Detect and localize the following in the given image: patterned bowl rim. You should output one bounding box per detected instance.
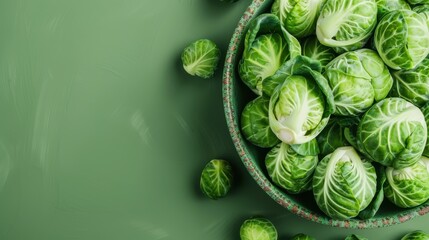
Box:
[221,0,429,229]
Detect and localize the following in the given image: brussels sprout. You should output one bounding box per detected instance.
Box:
[316,118,350,158]
[316,0,377,53]
[265,141,319,194]
[181,39,220,79]
[271,0,326,38]
[240,33,289,95]
[358,164,386,219]
[239,14,301,95]
[384,160,429,208]
[324,49,393,116]
[241,97,280,148]
[357,98,427,169]
[390,58,429,107]
[422,102,429,157]
[240,217,278,240]
[402,230,429,240]
[313,146,377,220]
[200,159,233,199]
[375,0,411,19]
[374,10,429,70]
[302,36,336,69]
[262,55,322,97]
[290,233,316,240]
[345,234,368,240]
[268,66,335,144]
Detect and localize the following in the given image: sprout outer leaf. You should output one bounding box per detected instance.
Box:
[181,39,220,78]
[240,217,278,240]
[200,159,233,199]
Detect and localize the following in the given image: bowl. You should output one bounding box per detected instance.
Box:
[222,0,429,228]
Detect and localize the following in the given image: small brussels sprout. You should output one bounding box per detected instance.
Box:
[239,14,301,95]
[200,159,233,199]
[422,102,429,157]
[268,66,335,144]
[390,58,429,107]
[384,160,429,208]
[402,230,429,240]
[374,10,429,70]
[357,98,427,169]
[302,36,336,69]
[375,0,411,19]
[241,97,280,148]
[240,217,278,240]
[290,233,316,240]
[265,141,319,194]
[181,39,220,79]
[316,0,377,53]
[313,146,377,220]
[271,0,326,38]
[324,49,393,116]
[345,234,368,240]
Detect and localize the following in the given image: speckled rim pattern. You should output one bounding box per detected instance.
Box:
[222,0,429,229]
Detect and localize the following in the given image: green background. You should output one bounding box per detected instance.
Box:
[0,0,427,239]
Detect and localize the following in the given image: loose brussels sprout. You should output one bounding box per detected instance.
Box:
[290,233,316,240]
[268,66,335,144]
[422,102,429,157]
[324,49,393,116]
[390,58,429,107]
[384,160,429,208]
[374,10,429,70]
[181,39,220,79]
[241,97,280,148]
[271,0,326,38]
[357,98,427,169]
[265,141,319,194]
[240,217,278,240]
[375,0,411,19]
[313,146,377,220]
[316,0,377,53]
[302,37,336,69]
[200,159,233,199]
[345,234,368,240]
[402,230,429,240]
[239,14,301,95]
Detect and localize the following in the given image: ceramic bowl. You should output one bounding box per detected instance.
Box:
[222,0,429,228]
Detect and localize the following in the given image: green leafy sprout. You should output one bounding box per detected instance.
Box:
[200,159,233,200]
[181,39,220,79]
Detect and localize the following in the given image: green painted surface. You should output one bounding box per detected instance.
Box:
[0,0,427,239]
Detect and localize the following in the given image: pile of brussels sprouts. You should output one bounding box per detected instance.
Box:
[239,0,429,220]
